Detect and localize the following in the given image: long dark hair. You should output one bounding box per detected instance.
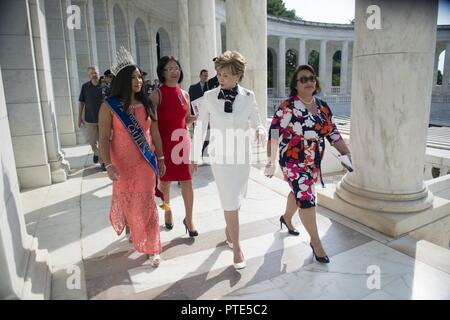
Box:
[156,56,184,84]
[289,64,321,97]
[110,65,156,120]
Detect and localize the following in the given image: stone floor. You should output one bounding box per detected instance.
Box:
[21,144,450,300]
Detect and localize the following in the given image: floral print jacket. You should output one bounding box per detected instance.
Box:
[268,96,343,186]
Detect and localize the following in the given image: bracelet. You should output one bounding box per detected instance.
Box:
[105,163,113,169]
[157,156,165,160]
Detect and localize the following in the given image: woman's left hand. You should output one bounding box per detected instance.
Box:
[186,115,198,124]
[158,160,166,177]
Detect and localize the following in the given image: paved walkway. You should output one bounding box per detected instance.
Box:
[21,144,450,300]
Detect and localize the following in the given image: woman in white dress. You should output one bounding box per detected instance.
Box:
[190,51,265,270]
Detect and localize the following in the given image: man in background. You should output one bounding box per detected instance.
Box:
[189,69,210,157]
[78,66,105,170]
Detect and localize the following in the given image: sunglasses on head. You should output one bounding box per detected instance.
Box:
[297,75,316,84]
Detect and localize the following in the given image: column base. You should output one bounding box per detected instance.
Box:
[336,178,434,213]
[17,165,52,188]
[49,154,70,183]
[50,168,67,184]
[59,133,77,146]
[317,181,450,238]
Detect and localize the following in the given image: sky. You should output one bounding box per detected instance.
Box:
[283,0,450,71]
[283,0,450,25]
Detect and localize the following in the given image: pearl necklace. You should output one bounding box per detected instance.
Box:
[299,96,314,105]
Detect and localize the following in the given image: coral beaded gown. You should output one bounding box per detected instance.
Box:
[109,103,161,255]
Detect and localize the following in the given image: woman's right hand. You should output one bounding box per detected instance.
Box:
[264,161,276,178]
[106,164,120,181]
[189,163,198,175]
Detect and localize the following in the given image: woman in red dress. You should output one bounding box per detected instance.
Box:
[149,56,198,236]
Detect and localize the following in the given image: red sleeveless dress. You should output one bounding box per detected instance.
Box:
[157,84,192,181]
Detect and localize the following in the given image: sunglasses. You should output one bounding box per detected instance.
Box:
[297,75,317,84]
[163,67,180,72]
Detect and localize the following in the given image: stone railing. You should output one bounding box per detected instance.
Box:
[431,94,450,103]
[268,92,450,104]
[330,86,340,95]
[267,97,286,114]
[424,148,450,180]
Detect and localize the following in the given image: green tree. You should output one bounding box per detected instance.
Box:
[268,49,274,88]
[267,0,300,20]
[437,70,443,85]
[286,49,297,86]
[308,50,319,76]
[332,51,341,86]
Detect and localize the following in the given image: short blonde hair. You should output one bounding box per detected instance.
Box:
[214,51,246,81]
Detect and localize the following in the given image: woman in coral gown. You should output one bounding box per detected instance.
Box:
[99,61,166,267]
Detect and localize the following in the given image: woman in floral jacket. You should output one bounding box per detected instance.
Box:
[265,64,351,263]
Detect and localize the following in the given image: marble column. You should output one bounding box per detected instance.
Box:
[340,40,349,94]
[0,0,55,188]
[29,0,68,183]
[148,16,159,81]
[126,2,137,62]
[298,38,306,66]
[63,0,84,144]
[188,0,216,86]
[86,0,98,68]
[178,0,191,90]
[326,44,334,94]
[225,0,267,121]
[348,41,353,95]
[45,0,77,146]
[332,0,438,217]
[0,63,50,299]
[442,43,450,93]
[216,19,223,55]
[106,0,117,64]
[72,0,93,89]
[277,36,286,97]
[319,39,327,94]
[92,0,112,73]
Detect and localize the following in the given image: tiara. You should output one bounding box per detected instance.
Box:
[111,46,135,76]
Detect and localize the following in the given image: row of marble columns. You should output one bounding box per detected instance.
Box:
[0,0,266,299]
[276,37,351,97]
[275,35,450,98]
[0,0,267,190]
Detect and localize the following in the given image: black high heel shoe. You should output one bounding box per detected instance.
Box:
[183,218,198,237]
[279,215,300,236]
[165,222,174,230]
[310,243,330,263]
[164,211,174,230]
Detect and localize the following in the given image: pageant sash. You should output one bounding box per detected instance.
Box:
[106,97,159,176]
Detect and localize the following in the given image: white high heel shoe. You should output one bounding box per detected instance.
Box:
[233,260,246,270]
[233,252,246,270]
[148,254,161,268]
[226,240,233,249]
